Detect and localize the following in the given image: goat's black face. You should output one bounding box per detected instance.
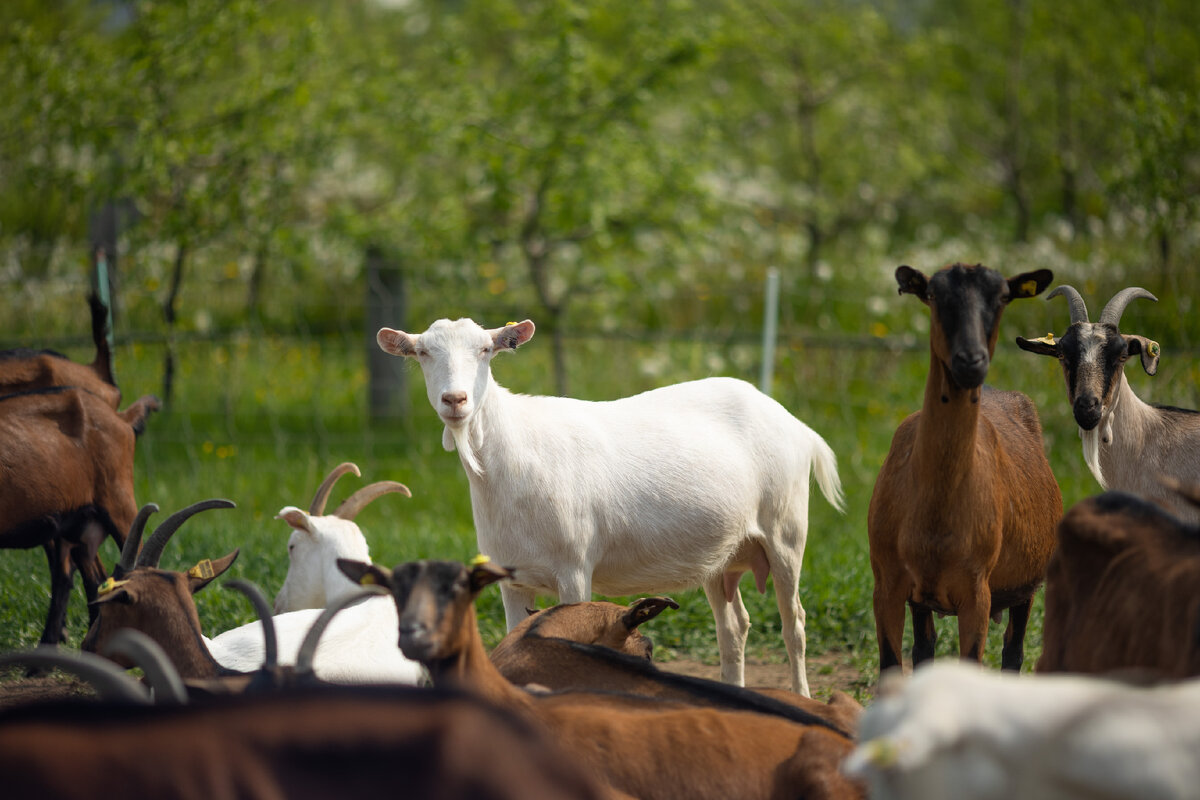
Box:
[927,265,1009,389]
[392,561,471,662]
[1055,323,1126,431]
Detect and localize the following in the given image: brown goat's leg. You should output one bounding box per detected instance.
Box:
[39,539,75,647]
[910,603,937,666]
[873,580,908,673]
[1000,597,1033,670]
[956,588,991,663]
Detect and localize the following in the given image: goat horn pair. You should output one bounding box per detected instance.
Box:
[309,462,361,515]
[0,646,152,705]
[294,587,389,675]
[134,499,237,571]
[115,503,160,578]
[333,481,412,521]
[1049,285,1158,328]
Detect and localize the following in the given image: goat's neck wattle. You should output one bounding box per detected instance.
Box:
[427,605,534,713]
[1084,373,1151,489]
[913,354,984,485]
[451,380,518,478]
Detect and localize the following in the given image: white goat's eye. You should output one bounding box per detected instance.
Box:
[480,346,492,356]
[416,349,429,358]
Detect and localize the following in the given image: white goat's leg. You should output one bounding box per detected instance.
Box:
[702,574,750,687]
[499,583,539,631]
[767,551,810,697]
[554,568,592,605]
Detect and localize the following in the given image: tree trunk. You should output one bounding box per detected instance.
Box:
[365,244,409,421]
[161,238,187,407]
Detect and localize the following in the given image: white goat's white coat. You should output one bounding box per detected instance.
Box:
[377,317,845,696]
[845,662,1200,800]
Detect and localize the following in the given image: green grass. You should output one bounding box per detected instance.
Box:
[0,290,1190,702]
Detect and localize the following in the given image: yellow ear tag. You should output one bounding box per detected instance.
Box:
[469,554,492,566]
[1031,332,1056,345]
[505,321,518,327]
[187,560,215,580]
[1149,341,1161,357]
[1021,280,1038,296]
[359,573,377,586]
[97,577,130,596]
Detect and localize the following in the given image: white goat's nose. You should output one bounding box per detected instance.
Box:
[442,391,467,409]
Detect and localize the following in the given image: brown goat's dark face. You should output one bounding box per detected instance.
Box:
[898,263,1051,390]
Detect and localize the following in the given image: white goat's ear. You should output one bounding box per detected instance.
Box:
[276,507,312,533]
[377,328,418,356]
[490,320,535,352]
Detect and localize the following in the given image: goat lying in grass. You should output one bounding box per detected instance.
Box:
[491,599,862,736]
[844,661,1200,800]
[1037,476,1200,678]
[0,649,615,800]
[1017,285,1200,522]
[81,499,423,686]
[868,264,1062,674]
[340,557,865,800]
[378,317,845,695]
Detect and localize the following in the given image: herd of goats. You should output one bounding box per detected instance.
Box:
[1,262,1198,799]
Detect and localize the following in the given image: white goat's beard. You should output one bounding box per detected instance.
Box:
[444,423,484,476]
[1080,426,1107,489]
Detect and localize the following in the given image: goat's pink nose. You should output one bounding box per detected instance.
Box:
[441,391,468,409]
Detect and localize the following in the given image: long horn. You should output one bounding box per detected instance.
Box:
[114,503,159,579]
[136,499,236,569]
[333,481,412,521]
[310,462,361,515]
[0,647,151,704]
[294,587,389,676]
[224,579,278,671]
[1098,287,1158,328]
[102,629,188,705]
[1047,285,1090,324]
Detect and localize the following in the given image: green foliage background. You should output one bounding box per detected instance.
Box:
[1,0,1198,699]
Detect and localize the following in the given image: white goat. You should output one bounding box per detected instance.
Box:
[377,317,845,696]
[1017,285,1200,522]
[844,661,1200,800]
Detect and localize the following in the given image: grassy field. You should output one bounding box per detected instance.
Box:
[1,273,1193,701]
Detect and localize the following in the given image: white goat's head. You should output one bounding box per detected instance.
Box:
[376,318,535,473]
[274,462,411,613]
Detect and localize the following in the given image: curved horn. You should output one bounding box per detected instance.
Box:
[136,499,236,569]
[115,503,159,578]
[294,587,388,676]
[333,481,412,521]
[1046,285,1090,324]
[1098,287,1158,328]
[224,579,278,671]
[0,647,151,704]
[102,629,188,705]
[310,462,361,515]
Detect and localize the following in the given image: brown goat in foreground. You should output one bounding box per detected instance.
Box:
[868,263,1062,676]
[339,557,865,800]
[1037,477,1200,678]
[491,599,862,737]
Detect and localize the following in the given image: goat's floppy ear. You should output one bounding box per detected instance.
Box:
[1007,269,1054,300]
[1125,335,1161,376]
[377,328,418,357]
[338,558,392,589]
[91,580,134,607]
[490,320,535,352]
[895,266,928,300]
[187,550,239,594]
[1015,333,1061,358]
[623,596,680,631]
[468,560,515,595]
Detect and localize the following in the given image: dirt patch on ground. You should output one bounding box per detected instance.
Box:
[659,650,874,702]
[0,672,96,709]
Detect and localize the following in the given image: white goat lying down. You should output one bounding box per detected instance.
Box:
[845,661,1200,800]
[377,317,845,696]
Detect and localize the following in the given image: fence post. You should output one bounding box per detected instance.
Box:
[759,267,780,396]
[365,245,409,421]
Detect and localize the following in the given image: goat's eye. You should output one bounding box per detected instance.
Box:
[415,349,429,358]
[480,346,492,357]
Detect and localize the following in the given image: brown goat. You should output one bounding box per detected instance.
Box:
[1037,477,1200,678]
[0,682,619,800]
[0,386,159,647]
[868,263,1062,675]
[491,599,862,736]
[339,558,865,800]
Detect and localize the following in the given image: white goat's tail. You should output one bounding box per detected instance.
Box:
[810,432,846,513]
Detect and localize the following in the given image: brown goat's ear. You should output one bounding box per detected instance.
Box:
[895,266,928,300]
[1015,334,1061,358]
[468,561,515,595]
[1007,270,1054,300]
[90,585,134,607]
[377,328,417,357]
[623,596,680,631]
[187,550,239,594]
[1126,335,1160,376]
[338,559,393,590]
